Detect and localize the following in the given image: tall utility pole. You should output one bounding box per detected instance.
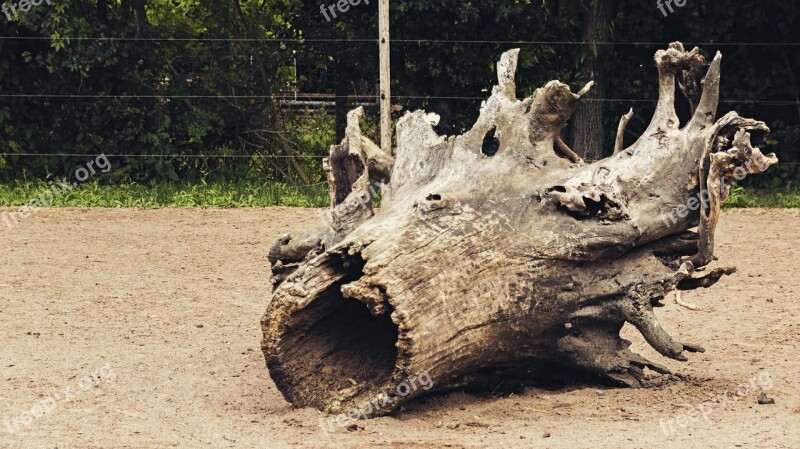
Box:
[379,0,392,155]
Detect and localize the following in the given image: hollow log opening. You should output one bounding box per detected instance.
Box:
[262,42,779,418]
[264,254,400,411]
[278,296,399,403]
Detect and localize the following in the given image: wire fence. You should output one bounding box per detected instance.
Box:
[2,94,797,105]
[2,36,800,45]
[2,35,798,183]
[3,154,799,167]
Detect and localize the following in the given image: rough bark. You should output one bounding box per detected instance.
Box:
[334,59,349,142]
[122,0,151,37]
[569,0,616,160]
[262,43,778,417]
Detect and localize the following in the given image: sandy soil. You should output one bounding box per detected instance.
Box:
[1,207,798,449]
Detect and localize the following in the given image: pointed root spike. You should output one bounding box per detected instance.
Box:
[575,80,594,99]
[497,48,520,98]
[690,53,723,127]
[613,108,634,155]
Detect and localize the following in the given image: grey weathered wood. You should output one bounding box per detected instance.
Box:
[262,43,778,417]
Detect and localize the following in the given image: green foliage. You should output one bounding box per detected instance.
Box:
[723,186,800,208]
[0,178,329,207]
[1,180,795,209]
[0,0,797,193]
[0,0,298,182]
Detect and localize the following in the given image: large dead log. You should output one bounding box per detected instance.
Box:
[262,43,778,417]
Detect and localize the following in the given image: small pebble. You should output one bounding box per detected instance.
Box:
[757,392,775,405]
[345,423,363,432]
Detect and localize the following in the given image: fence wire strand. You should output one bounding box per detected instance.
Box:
[1,35,797,179]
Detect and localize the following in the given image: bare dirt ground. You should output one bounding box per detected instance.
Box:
[1,208,799,449]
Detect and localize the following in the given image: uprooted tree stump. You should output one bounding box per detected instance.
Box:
[261,43,778,417]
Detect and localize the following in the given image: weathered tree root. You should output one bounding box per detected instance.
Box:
[262,42,778,417]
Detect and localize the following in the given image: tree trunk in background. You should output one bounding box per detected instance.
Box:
[122,0,151,37]
[335,59,349,141]
[569,0,615,161]
[432,78,456,134]
[97,0,111,21]
[558,0,579,19]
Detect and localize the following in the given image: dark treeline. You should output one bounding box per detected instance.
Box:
[0,0,798,188]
